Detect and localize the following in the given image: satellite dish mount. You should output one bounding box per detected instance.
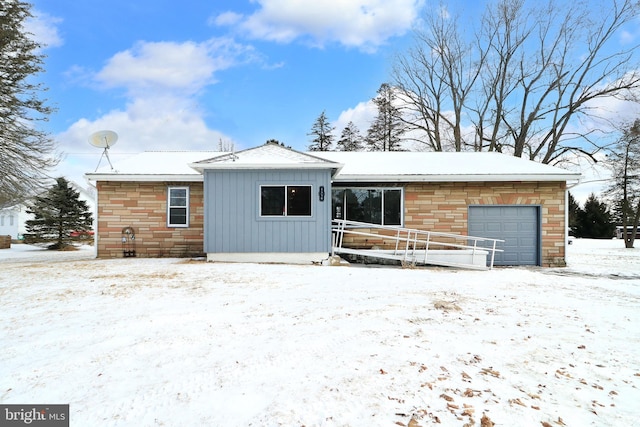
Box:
[89,130,118,172]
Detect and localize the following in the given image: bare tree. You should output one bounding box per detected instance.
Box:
[393,0,640,163]
[472,0,533,153]
[0,0,58,206]
[608,119,640,248]
[394,8,483,152]
[217,138,235,152]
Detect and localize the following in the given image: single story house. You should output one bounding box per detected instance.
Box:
[85,142,581,267]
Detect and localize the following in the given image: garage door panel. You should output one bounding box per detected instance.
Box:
[486,223,502,232]
[502,252,520,262]
[502,236,519,247]
[468,206,540,266]
[469,223,485,233]
[519,224,536,233]
[503,223,519,232]
[519,237,536,246]
[477,207,502,217]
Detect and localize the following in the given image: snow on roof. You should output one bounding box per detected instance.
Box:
[84,149,581,183]
[85,151,224,181]
[190,143,341,172]
[317,151,581,182]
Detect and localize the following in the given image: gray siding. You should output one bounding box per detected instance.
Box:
[203,169,332,253]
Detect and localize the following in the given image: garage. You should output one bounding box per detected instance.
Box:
[468,205,541,266]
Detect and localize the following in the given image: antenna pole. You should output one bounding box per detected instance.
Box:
[89,130,118,171]
[94,146,114,172]
[103,146,114,170]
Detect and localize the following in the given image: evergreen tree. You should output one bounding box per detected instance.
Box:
[568,192,580,236]
[307,111,335,151]
[336,121,364,151]
[265,139,290,148]
[25,178,93,249]
[575,193,615,239]
[366,83,406,151]
[0,1,58,206]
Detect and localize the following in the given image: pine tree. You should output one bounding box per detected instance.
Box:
[0,1,58,206]
[568,192,580,236]
[575,193,615,239]
[25,178,93,249]
[307,111,335,151]
[366,83,406,151]
[265,139,290,149]
[336,121,364,151]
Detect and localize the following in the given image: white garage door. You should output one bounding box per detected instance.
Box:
[468,206,540,266]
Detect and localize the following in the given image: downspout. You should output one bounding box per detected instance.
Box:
[93,184,98,258]
[85,178,98,258]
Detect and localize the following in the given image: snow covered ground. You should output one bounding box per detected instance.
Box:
[1,239,638,426]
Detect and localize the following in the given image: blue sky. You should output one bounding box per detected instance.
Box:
[24,0,640,201]
[27,0,426,183]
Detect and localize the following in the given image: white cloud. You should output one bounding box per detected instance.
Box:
[334,100,376,135]
[96,41,215,95]
[620,16,640,44]
[94,38,255,97]
[53,97,235,186]
[213,11,244,26]
[53,38,256,184]
[25,9,63,48]
[215,0,424,50]
[59,98,230,153]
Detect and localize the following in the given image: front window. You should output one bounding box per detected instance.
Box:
[260,185,312,217]
[167,186,189,227]
[332,187,402,226]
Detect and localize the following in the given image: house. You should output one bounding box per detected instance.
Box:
[0,203,26,240]
[85,143,581,267]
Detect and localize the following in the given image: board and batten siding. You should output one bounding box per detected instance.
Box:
[203,169,332,254]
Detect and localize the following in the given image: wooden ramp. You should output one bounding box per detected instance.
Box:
[331,220,503,270]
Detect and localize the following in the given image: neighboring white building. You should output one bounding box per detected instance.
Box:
[0,204,28,240]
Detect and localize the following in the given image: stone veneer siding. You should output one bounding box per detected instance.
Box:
[339,181,567,267]
[96,180,567,266]
[96,181,204,258]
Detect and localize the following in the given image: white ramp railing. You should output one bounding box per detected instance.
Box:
[331,219,504,270]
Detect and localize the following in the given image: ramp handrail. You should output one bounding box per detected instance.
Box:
[331,219,504,269]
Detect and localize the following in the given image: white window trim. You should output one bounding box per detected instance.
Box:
[333,186,404,227]
[259,184,313,218]
[167,186,190,228]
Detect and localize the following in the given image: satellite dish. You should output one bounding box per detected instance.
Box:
[89,130,118,171]
[89,130,118,149]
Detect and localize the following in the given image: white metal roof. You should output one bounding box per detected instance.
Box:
[189,143,342,173]
[85,151,222,182]
[317,151,581,182]
[84,148,581,183]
